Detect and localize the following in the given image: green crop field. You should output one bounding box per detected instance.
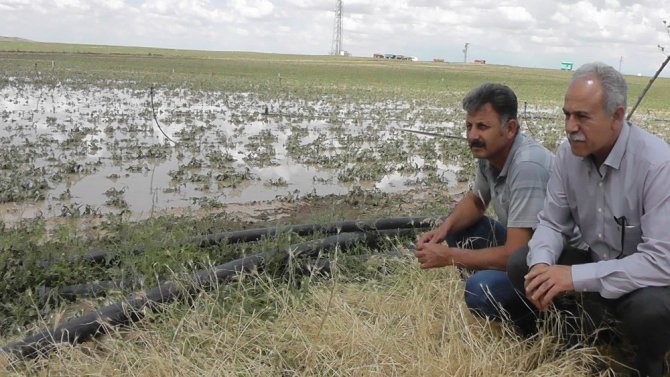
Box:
[2,40,668,111]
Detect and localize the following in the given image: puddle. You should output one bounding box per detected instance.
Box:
[0,82,467,225]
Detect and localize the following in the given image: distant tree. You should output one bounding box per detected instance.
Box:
[657,19,669,55]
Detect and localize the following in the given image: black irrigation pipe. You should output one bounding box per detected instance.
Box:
[397,128,466,140]
[37,216,441,304]
[190,216,443,247]
[62,216,443,267]
[149,86,178,144]
[37,277,146,303]
[2,228,419,359]
[36,246,415,304]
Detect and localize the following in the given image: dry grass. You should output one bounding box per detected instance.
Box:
[0,254,618,376]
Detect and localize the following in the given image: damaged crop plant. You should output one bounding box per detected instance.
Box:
[0,41,669,375]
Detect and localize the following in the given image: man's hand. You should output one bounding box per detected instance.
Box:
[416,227,448,249]
[415,243,458,269]
[524,264,574,311]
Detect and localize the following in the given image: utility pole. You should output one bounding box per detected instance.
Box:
[619,56,623,72]
[463,43,469,63]
[330,0,343,55]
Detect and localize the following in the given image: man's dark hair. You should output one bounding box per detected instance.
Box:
[462,83,518,128]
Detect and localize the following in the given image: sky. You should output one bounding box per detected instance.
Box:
[1,0,669,77]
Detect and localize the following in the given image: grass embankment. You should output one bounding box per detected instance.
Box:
[0,186,621,375]
[1,254,610,376]
[0,41,668,375]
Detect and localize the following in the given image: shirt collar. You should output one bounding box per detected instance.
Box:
[498,132,523,178]
[602,121,630,170]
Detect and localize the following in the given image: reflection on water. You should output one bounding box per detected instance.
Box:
[0,83,462,223]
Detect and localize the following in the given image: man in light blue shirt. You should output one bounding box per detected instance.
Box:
[508,62,670,377]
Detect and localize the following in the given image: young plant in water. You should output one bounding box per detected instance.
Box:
[104,186,129,209]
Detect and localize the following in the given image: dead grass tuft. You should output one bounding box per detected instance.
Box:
[2,258,615,376]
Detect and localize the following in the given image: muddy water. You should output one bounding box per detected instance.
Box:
[0,83,462,224]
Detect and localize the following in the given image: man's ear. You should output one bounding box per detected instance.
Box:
[613,106,625,122]
[506,118,519,139]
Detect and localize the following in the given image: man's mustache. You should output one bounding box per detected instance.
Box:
[568,132,586,142]
[469,139,486,148]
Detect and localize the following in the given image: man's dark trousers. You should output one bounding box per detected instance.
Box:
[507,245,670,377]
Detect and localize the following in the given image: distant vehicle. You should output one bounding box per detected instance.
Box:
[375,53,417,61]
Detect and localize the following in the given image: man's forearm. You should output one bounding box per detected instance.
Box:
[450,226,533,270]
[439,192,486,236]
[449,244,509,270]
[527,224,565,266]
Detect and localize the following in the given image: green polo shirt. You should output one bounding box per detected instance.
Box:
[471,132,554,229]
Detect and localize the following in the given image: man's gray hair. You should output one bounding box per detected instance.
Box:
[570,62,627,116]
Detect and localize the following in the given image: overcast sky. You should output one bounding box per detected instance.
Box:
[1,0,669,77]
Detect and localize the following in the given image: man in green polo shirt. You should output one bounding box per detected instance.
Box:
[415,83,554,335]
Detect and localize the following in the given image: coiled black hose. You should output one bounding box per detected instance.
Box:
[2,226,422,359]
[70,216,442,266]
[37,216,441,299]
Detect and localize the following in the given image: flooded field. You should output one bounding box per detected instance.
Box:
[1,48,668,227]
[0,81,472,224]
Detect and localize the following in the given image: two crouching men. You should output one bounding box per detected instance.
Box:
[417,64,670,377]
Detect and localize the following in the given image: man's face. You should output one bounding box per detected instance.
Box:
[465,103,513,161]
[563,76,623,163]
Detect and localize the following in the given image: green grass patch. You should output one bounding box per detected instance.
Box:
[1,40,668,113]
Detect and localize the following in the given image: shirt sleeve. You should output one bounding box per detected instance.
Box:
[470,160,491,207]
[506,160,552,229]
[527,143,573,267]
[572,160,670,298]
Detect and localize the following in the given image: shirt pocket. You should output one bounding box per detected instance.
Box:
[605,221,641,257]
[621,224,642,256]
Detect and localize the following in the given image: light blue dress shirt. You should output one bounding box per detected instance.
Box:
[528,122,670,299]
